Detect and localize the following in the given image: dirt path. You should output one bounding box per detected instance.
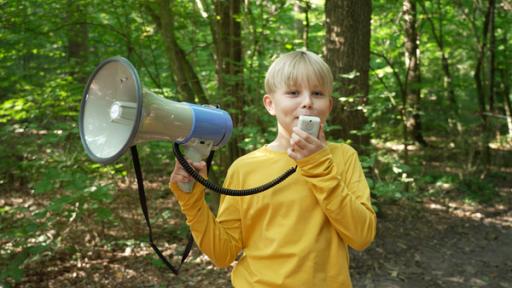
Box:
[14,195,511,288]
[350,199,512,288]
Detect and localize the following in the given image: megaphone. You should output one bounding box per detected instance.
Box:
[79,56,232,191]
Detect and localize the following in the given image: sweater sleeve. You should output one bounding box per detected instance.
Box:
[169,168,242,267]
[296,146,376,251]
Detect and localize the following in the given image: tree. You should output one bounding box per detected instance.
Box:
[66,0,89,83]
[294,0,311,49]
[474,0,496,166]
[403,0,428,147]
[500,25,512,138]
[211,0,244,166]
[146,0,208,104]
[191,0,245,210]
[418,0,457,114]
[324,0,372,152]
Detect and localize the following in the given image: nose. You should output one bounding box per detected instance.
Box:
[301,93,313,109]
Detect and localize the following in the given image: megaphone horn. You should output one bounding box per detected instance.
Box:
[79,56,233,165]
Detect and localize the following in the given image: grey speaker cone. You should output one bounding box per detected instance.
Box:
[79,57,143,164]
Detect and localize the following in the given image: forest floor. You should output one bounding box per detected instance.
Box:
[4,147,512,288]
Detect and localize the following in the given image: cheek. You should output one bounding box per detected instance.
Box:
[317,103,332,122]
[276,103,297,116]
[321,100,333,113]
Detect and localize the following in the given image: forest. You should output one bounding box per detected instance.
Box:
[1,0,511,287]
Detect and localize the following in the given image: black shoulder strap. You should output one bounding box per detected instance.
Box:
[130,146,194,275]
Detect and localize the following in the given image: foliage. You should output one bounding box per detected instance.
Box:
[0,0,511,286]
[0,122,118,285]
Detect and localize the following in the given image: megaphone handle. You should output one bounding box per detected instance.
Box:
[177,140,212,192]
[178,180,194,193]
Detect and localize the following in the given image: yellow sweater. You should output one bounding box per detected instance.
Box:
[171,143,376,287]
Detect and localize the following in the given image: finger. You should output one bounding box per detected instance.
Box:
[175,170,192,179]
[293,127,315,144]
[319,123,326,143]
[170,162,183,182]
[290,132,307,150]
[170,173,191,185]
[175,159,200,174]
[287,147,299,161]
[172,167,189,179]
[173,160,184,171]
[171,160,192,177]
[191,161,208,177]
[191,161,206,170]
[173,160,196,175]
[177,175,192,183]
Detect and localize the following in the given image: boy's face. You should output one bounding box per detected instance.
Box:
[263,84,333,136]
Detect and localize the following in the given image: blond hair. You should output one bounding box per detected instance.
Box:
[264,50,333,95]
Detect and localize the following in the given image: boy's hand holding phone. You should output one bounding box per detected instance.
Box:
[288,116,326,161]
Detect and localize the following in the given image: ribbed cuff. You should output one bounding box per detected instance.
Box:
[295,146,332,176]
[170,181,206,215]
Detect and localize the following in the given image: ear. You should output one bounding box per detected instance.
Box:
[328,96,334,113]
[263,94,276,116]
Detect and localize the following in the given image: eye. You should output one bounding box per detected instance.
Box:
[286,90,299,96]
[313,91,325,97]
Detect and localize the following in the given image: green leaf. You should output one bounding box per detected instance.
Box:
[34,168,61,194]
[32,209,48,219]
[25,222,39,234]
[90,185,113,203]
[27,244,48,255]
[48,195,74,212]
[34,178,53,194]
[63,172,89,192]
[1,251,29,283]
[149,256,165,268]
[94,207,113,221]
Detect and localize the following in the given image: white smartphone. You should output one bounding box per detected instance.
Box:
[297,115,321,138]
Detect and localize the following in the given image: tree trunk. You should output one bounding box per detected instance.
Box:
[66,0,88,82]
[503,69,512,139]
[294,2,304,45]
[403,0,428,147]
[212,0,244,167]
[155,0,208,104]
[500,28,512,139]
[419,0,457,114]
[303,1,310,49]
[488,0,496,113]
[203,0,244,211]
[324,0,371,152]
[474,0,495,166]
[294,1,310,49]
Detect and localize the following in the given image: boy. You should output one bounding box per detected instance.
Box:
[170,50,376,287]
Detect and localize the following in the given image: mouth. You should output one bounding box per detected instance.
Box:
[295,114,317,119]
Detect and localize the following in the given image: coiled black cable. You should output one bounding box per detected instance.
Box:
[173,143,297,196]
